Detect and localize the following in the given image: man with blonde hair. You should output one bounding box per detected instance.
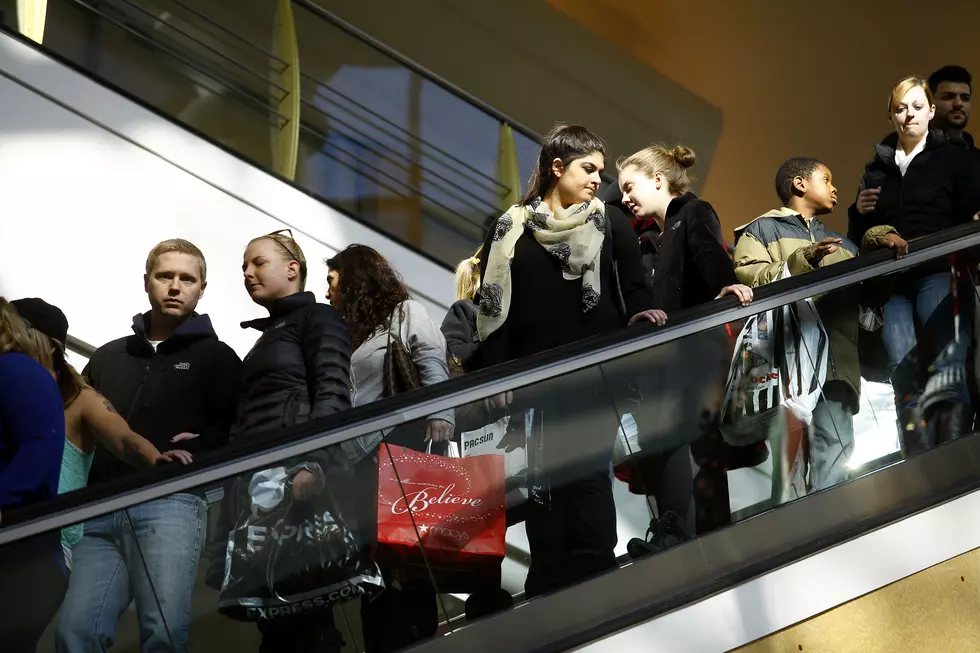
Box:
[56,238,242,653]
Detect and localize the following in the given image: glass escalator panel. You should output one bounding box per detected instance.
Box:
[3,226,980,651]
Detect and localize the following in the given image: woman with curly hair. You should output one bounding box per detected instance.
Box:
[325,244,453,653]
[326,244,454,449]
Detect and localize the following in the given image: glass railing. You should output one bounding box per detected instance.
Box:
[5,223,980,652]
[0,0,543,268]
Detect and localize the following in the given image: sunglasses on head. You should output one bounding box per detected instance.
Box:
[266,228,302,263]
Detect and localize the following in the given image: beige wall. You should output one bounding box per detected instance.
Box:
[546,0,980,238]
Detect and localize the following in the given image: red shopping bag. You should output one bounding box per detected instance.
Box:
[377,443,506,592]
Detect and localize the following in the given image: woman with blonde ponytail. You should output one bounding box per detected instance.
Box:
[443,246,484,375]
[618,144,752,311]
[0,298,70,652]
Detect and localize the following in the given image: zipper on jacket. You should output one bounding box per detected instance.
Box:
[124,349,155,424]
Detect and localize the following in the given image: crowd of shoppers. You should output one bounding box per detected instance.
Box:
[1,64,979,653]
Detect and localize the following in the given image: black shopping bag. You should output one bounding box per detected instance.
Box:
[218,464,384,621]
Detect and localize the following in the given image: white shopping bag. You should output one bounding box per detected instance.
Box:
[460,414,527,509]
[720,265,829,446]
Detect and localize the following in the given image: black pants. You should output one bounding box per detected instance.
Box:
[623,444,695,536]
[0,536,68,653]
[524,469,618,598]
[258,609,344,653]
[348,452,439,653]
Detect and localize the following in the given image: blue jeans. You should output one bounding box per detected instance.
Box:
[809,399,854,491]
[881,271,972,413]
[55,493,207,653]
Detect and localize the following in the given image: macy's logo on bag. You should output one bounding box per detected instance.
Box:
[418,524,470,540]
[391,483,483,515]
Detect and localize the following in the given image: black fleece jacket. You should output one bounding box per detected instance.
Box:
[84,312,242,487]
[441,299,481,371]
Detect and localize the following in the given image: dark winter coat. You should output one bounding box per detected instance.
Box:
[439,298,510,432]
[238,292,355,470]
[441,298,481,372]
[652,192,738,312]
[847,130,980,248]
[84,312,242,487]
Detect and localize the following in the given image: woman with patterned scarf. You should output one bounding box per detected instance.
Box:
[477,123,664,598]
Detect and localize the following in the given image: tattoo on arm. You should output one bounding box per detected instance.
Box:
[122,439,153,469]
[95,393,153,468]
[102,397,118,415]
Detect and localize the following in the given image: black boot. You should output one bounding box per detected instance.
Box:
[626,511,687,560]
[925,403,975,446]
[898,407,925,456]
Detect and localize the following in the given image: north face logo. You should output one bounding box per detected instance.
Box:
[174,362,191,370]
[274,321,287,329]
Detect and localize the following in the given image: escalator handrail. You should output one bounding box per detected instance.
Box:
[405,424,980,653]
[1,222,979,545]
[66,335,97,359]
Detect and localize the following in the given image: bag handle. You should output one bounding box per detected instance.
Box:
[425,439,460,458]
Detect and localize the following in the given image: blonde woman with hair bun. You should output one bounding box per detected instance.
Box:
[617,144,755,541]
[617,144,752,311]
[442,246,484,370]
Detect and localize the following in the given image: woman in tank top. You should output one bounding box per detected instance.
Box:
[10,299,193,566]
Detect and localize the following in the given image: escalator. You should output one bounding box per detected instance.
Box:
[5,222,980,652]
[0,0,545,269]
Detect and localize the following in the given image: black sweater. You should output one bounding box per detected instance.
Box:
[478,202,653,367]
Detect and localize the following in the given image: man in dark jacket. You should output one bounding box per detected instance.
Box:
[929,65,973,146]
[56,239,242,653]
